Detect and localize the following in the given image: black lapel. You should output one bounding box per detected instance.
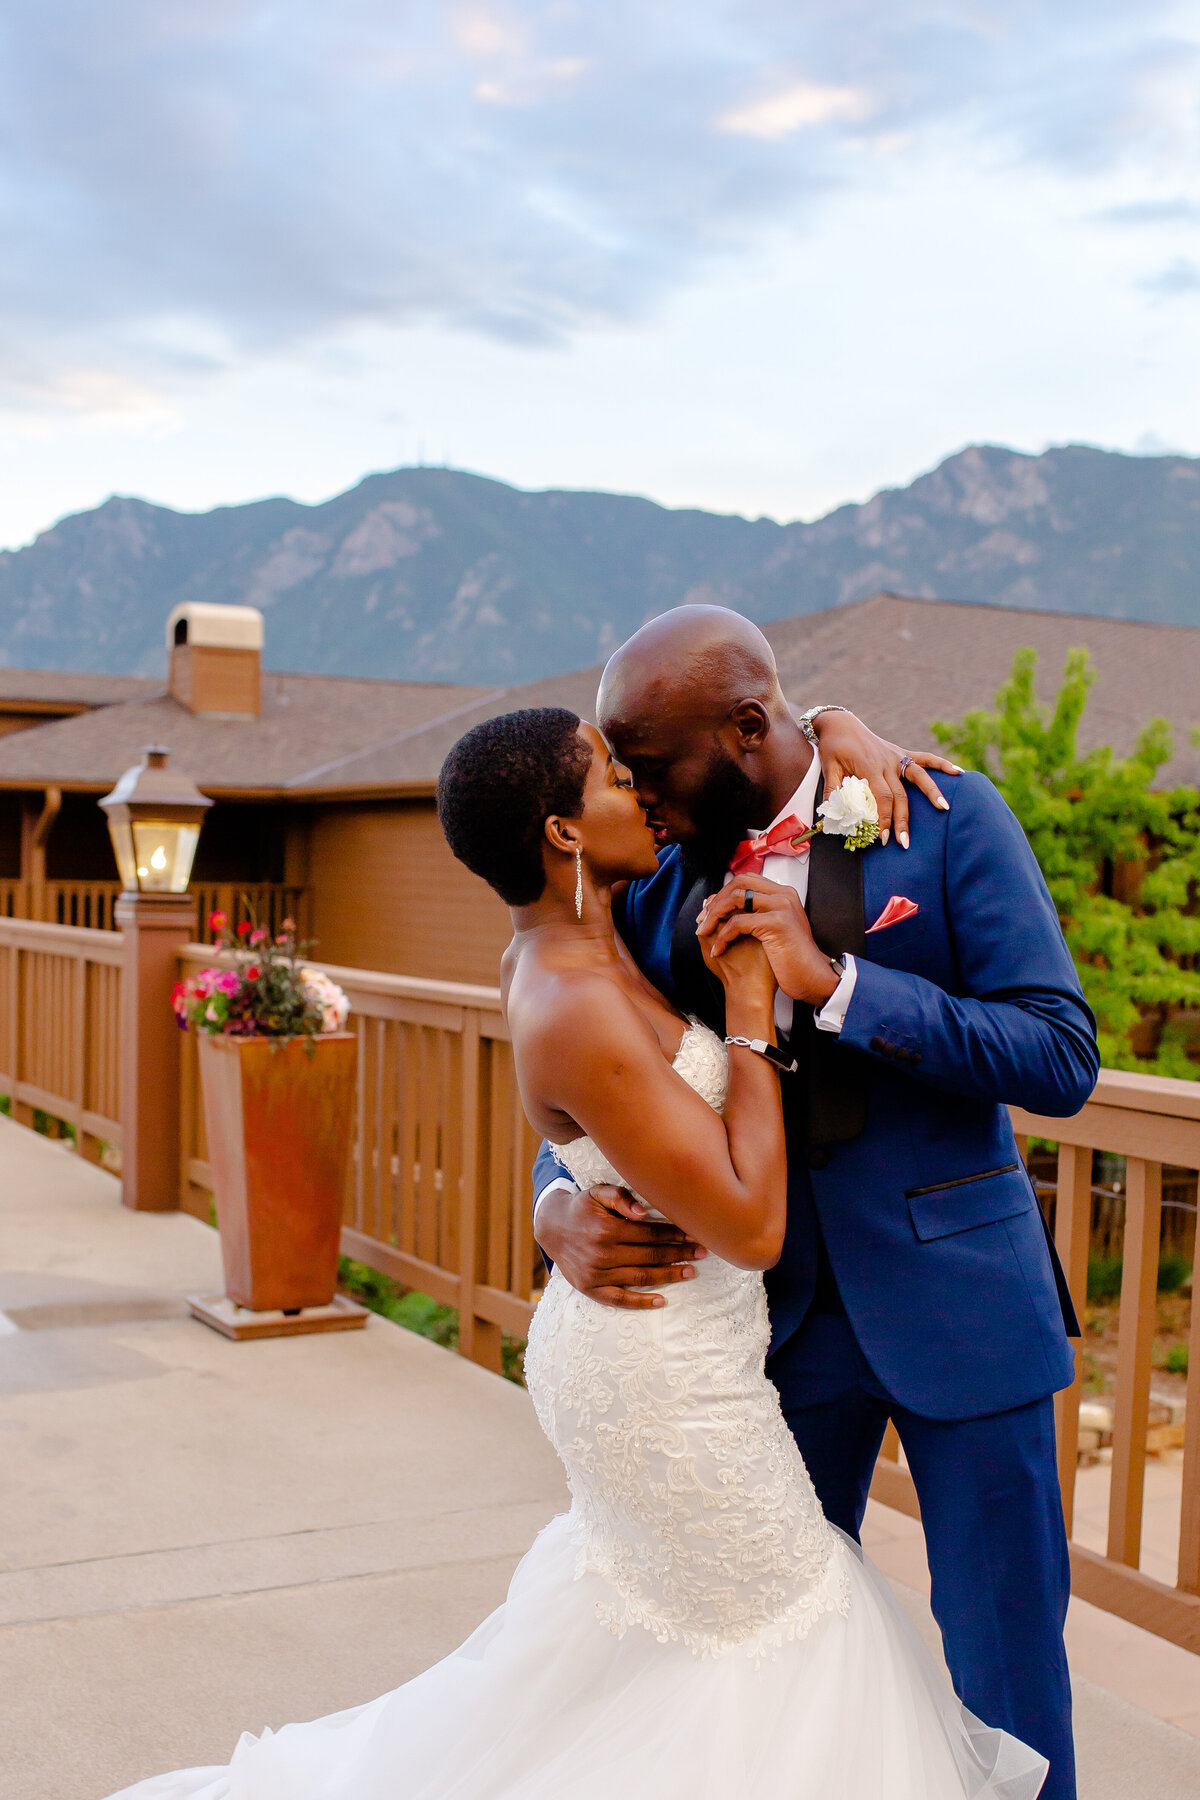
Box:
[669,872,727,1035]
[802,777,870,1149]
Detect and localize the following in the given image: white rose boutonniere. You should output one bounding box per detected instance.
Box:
[816,776,880,852]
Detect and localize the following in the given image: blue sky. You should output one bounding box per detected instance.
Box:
[1,1,1198,548]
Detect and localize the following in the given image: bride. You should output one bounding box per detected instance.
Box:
[110,707,1047,1799]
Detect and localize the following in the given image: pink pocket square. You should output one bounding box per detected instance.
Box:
[867,895,920,933]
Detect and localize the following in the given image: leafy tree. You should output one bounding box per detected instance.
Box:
[932,648,1200,1077]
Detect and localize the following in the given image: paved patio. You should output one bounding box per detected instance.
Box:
[1,1114,1197,1800]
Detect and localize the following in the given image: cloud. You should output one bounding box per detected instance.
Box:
[1139,257,1200,295]
[716,80,872,140]
[1132,430,1186,454]
[1094,196,1200,225]
[1,0,1198,410]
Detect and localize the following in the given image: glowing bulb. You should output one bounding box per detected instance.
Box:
[150,846,167,870]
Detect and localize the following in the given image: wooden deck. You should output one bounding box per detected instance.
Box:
[1,1118,1198,1799]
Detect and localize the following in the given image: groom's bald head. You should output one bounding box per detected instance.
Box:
[597,605,787,745]
[596,605,804,862]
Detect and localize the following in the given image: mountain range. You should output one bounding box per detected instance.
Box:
[2,443,1198,684]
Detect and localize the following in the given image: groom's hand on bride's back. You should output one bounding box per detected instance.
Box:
[534,1183,706,1310]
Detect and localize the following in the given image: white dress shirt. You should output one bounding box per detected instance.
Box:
[534,749,858,1215]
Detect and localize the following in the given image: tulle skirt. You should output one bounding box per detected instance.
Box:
[107,1513,1047,1799]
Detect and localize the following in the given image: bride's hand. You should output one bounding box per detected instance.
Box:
[702,927,775,1012]
[809,709,962,848]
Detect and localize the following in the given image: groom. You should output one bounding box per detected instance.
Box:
[533,606,1097,1800]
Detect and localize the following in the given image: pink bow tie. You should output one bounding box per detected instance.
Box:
[729,815,812,877]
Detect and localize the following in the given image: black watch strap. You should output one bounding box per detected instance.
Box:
[724,1035,800,1075]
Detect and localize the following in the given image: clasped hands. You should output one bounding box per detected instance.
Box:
[697,875,840,1008]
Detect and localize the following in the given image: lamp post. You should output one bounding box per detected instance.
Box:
[100,748,212,1211]
[99,745,211,896]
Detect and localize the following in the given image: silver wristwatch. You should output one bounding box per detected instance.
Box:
[796,703,847,748]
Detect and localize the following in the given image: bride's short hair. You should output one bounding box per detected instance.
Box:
[437,707,591,906]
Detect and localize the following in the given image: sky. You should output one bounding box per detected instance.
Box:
[1,1,1199,550]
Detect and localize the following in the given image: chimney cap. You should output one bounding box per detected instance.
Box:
[166,602,264,652]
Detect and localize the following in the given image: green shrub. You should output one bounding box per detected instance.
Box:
[935,648,1200,1076]
[1160,1344,1189,1375]
[1157,1251,1191,1294]
[1087,1256,1124,1303]
[337,1257,526,1383]
[1087,1252,1193,1302]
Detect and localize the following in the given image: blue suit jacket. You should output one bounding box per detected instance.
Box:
[533,772,1099,1421]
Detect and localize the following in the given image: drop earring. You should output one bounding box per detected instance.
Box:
[574,845,584,921]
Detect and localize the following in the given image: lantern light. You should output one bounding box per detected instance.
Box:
[99,747,212,897]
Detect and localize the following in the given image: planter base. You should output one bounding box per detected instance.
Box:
[188,1292,369,1341]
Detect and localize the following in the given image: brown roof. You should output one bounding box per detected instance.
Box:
[764,594,1200,789]
[0,670,495,797]
[0,669,161,706]
[298,592,1200,794]
[0,593,1196,798]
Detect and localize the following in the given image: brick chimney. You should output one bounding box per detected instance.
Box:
[166,603,263,718]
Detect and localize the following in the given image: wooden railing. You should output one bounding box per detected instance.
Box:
[44,879,121,932]
[2,918,1194,1652]
[872,1067,1200,1655]
[0,916,122,1159]
[0,879,28,919]
[177,951,541,1371]
[2,880,307,939]
[191,884,309,943]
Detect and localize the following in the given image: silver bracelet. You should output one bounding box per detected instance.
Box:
[725,1036,799,1075]
[796,703,847,748]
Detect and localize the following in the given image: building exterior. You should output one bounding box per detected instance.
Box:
[0,592,1197,983]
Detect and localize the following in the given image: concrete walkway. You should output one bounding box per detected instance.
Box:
[0,1115,1197,1800]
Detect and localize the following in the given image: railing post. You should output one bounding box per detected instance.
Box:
[115,894,195,1210]
[1108,1158,1162,1568]
[456,1011,503,1374]
[1054,1142,1092,1533]
[1181,1276,1200,1594]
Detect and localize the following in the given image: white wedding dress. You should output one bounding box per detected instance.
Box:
[109,1022,1047,1799]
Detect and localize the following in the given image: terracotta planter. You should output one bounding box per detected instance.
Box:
[198,1031,357,1312]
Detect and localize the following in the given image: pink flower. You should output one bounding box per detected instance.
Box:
[249,927,269,946]
[208,910,228,933]
[280,917,296,934]
[215,970,240,996]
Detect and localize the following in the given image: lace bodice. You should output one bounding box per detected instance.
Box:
[524,1019,848,1660]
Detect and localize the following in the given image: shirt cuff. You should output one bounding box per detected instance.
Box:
[814,953,857,1034]
[533,1176,577,1227]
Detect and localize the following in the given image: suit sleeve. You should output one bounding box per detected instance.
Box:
[532,1139,573,1209]
[838,773,1099,1116]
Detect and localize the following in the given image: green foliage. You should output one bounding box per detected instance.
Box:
[1159,1343,1189,1375]
[1157,1250,1191,1294]
[1087,1256,1124,1303]
[934,647,1200,1076]
[1086,1253,1192,1302]
[338,1258,527,1384]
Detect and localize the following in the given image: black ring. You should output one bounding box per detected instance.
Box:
[743,890,754,913]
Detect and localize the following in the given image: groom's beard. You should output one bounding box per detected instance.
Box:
[680,751,761,888]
